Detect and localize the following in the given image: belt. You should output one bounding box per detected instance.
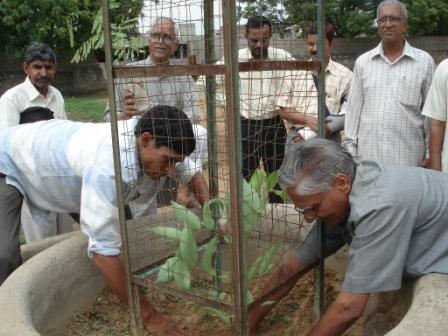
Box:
[0,173,6,177]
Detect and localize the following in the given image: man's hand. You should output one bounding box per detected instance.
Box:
[122,91,140,119]
[176,182,201,209]
[143,311,184,336]
[92,254,184,335]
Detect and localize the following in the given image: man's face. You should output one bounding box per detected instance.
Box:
[377,5,407,45]
[245,25,271,59]
[23,59,56,95]
[148,20,179,64]
[137,133,184,180]
[306,34,331,64]
[288,174,351,225]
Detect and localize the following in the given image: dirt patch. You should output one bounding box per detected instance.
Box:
[60,268,363,336]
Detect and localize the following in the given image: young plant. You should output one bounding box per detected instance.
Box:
[148,167,285,319]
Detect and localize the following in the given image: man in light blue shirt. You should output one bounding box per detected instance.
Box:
[0,105,200,336]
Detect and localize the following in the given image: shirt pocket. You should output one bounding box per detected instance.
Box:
[398,75,422,108]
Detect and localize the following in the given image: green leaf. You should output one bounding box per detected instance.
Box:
[203,307,232,323]
[179,227,198,267]
[156,257,178,283]
[248,257,263,282]
[172,201,202,231]
[267,170,279,190]
[243,178,263,215]
[147,226,181,241]
[173,259,191,290]
[203,199,226,230]
[272,189,287,202]
[250,168,267,193]
[208,289,226,301]
[242,200,260,233]
[246,290,254,305]
[201,236,218,276]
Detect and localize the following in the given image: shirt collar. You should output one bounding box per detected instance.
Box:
[326,57,337,75]
[372,40,416,62]
[24,76,56,101]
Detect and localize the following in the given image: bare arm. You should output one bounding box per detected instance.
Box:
[278,107,319,132]
[92,254,183,336]
[176,172,210,208]
[427,118,446,171]
[307,291,369,336]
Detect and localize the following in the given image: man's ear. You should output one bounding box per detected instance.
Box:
[333,173,352,194]
[23,62,29,75]
[140,132,154,148]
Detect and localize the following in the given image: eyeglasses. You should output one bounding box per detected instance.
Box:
[149,32,176,44]
[294,192,326,222]
[376,15,403,24]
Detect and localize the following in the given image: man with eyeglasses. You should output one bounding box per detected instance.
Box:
[344,0,434,167]
[105,17,208,212]
[249,138,448,335]
[216,16,292,202]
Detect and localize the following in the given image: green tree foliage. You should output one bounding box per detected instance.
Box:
[0,0,143,59]
[238,0,448,38]
[0,0,99,57]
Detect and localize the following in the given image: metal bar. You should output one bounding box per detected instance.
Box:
[101,1,143,335]
[314,0,327,322]
[248,260,319,310]
[132,276,234,313]
[113,61,321,78]
[204,0,223,296]
[221,0,247,334]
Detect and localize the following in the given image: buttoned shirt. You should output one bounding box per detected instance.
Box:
[216,47,294,120]
[0,119,199,257]
[295,160,448,293]
[276,58,352,139]
[344,41,434,166]
[422,59,448,171]
[0,77,66,130]
[109,57,200,124]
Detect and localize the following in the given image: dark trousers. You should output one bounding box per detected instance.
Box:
[240,115,287,203]
[0,175,23,285]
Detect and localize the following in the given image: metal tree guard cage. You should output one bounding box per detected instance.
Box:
[101,0,327,334]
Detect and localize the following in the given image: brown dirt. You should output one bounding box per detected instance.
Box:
[60,268,363,336]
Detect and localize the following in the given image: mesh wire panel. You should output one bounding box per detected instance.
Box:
[105,0,321,333]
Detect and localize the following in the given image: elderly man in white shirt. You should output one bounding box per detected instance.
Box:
[0,105,202,336]
[343,0,434,167]
[0,42,73,242]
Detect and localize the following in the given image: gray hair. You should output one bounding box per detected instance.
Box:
[278,138,356,196]
[24,42,56,64]
[149,16,179,41]
[377,0,408,20]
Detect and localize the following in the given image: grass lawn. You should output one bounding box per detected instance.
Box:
[64,94,108,122]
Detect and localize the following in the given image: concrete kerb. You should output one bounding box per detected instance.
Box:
[0,232,103,336]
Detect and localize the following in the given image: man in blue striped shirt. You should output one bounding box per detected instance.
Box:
[0,105,199,335]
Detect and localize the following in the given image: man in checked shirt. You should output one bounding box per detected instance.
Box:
[343,0,434,167]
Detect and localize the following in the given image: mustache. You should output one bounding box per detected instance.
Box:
[36,76,50,81]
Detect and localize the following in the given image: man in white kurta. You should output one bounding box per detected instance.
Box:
[0,42,73,242]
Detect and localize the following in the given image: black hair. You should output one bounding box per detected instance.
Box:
[245,16,272,33]
[19,106,54,124]
[306,23,336,45]
[24,42,57,64]
[134,105,195,157]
